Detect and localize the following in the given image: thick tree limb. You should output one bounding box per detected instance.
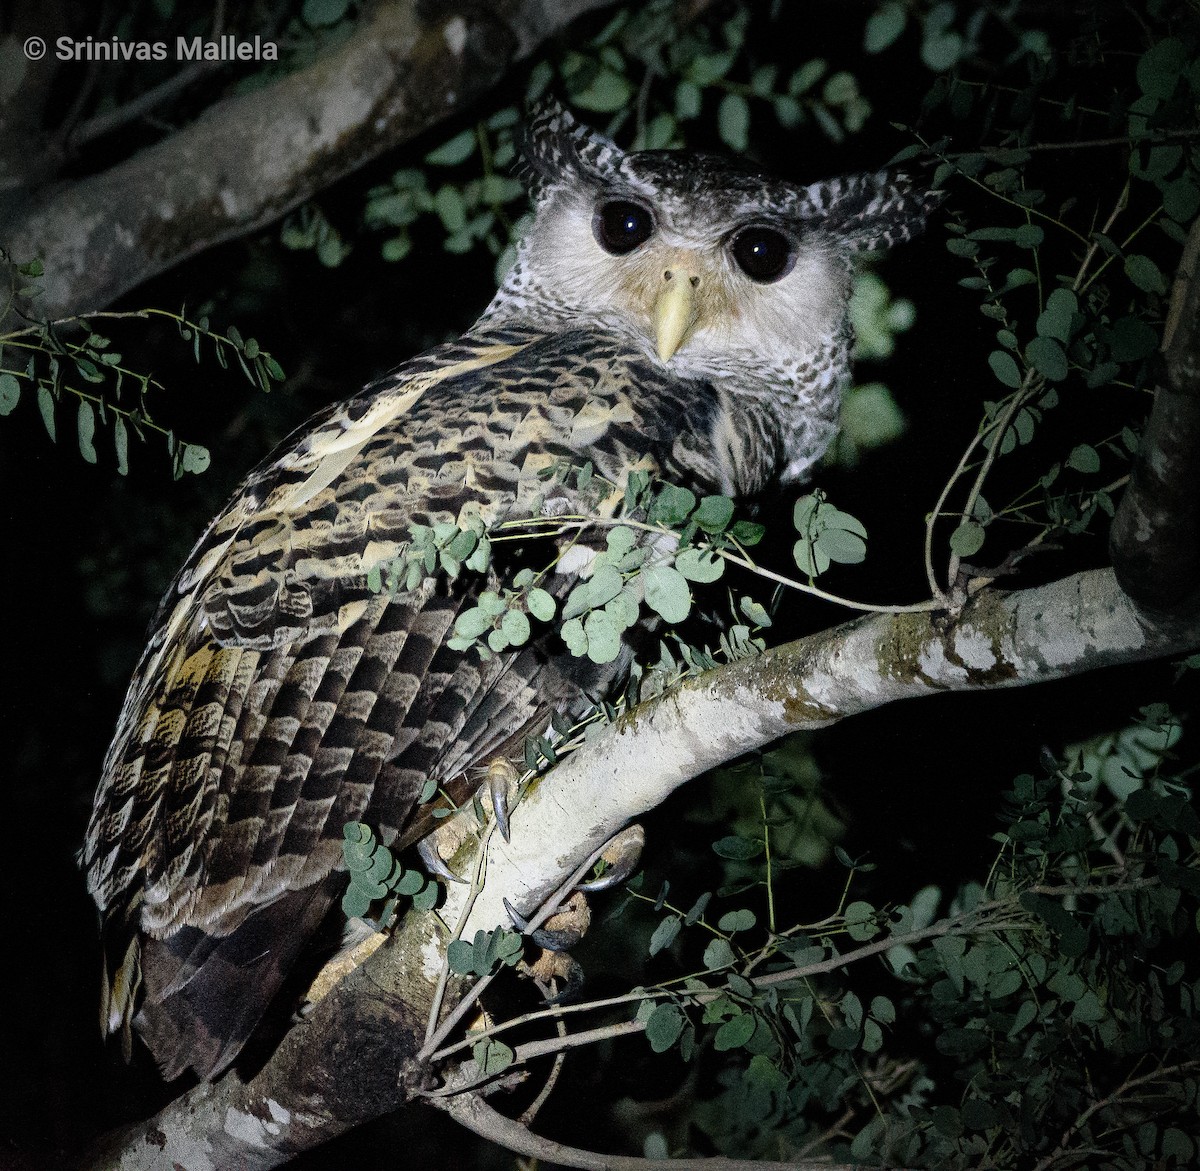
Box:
[87,564,1200,1170]
[1,0,615,319]
[452,565,1200,938]
[82,909,449,1171]
[1109,214,1200,613]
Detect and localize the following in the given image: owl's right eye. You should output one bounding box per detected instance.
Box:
[594,200,655,255]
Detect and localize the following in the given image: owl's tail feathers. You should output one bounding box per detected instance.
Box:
[131,872,343,1081]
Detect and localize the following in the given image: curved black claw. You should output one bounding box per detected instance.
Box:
[418,837,467,884]
[503,896,531,933]
[543,955,585,1005]
[575,824,646,892]
[531,924,583,952]
[487,758,519,842]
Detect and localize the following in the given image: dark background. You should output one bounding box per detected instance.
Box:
[0,2,1193,1167]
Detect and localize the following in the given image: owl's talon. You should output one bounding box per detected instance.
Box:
[487,758,519,842]
[575,824,645,892]
[503,897,531,933]
[533,952,585,1004]
[418,837,467,884]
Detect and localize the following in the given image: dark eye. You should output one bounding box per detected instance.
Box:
[594,200,655,255]
[730,226,796,283]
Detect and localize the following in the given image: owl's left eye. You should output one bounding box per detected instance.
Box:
[730,226,796,283]
[594,200,655,255]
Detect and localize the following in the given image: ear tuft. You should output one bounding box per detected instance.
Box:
[801,172,945,252]
[515,97,625,200]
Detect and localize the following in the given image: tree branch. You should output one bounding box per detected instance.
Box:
[87,565,1200,1169]
[449,566,1200,940]
[1109,214,1200,613]
[435,1090,895,1171]
[1,0,615,319]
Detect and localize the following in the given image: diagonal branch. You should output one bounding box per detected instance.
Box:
[1,0,616,320]
[86,565,1200,1170]
[449,565,1200,939]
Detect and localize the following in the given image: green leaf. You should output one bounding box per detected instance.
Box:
[561,617,588,656]
[472,1036,515,1076]
[1014,223,1044,248]
[689,51,735,85]
[425,129,476,167]
[1026,336,1068,381]
[1067,443,1100,474]
[454,607,492,640]
[675,80,702,120]
[921,29,963,72]
[789,59,826,94]
[703,938,736,968]
[588,563,625,608]
[645,1003,686,1052]
[341,886,372,918]
[730,520,764,546]
[845,900,879,941]
[650,484,697,526]
[693,495,734,533]
[37,385,55,442]
[648,916,681,956]
[1108,316,1159,362]
[1036,288,1078,343]
[717,909,756,932]
[0,373,19,415]
[739,596,771,627]
[1163,176,1200,223]
[1137,37,1187,98]
[717,93,750,152]
[817,525,866,565]
[949,520,985,558]
[1124,254,1168,294]
[865,2,907,53]
[527,587,555,622]
[643,565,691,624]
[501,609,530,646]
[712,835,763,861]
[714,1011,755,1051]
[583,609,622,664]
[674,547,723,583]
[432,185,467,233]
[113,415,129,475]
[988,350,1022,388]
[77,400,97,464]
[572,67,635,112]
[793,535,826,577]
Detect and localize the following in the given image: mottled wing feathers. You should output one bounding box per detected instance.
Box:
[82,326,709,1078]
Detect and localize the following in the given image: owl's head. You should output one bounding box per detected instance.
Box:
[482,98,938,395]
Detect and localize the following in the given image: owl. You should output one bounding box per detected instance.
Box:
[79,98,937,1081]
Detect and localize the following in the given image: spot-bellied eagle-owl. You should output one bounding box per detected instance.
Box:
[80,99,936,1081]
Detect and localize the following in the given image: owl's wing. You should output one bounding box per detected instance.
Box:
[80,326,647,1080]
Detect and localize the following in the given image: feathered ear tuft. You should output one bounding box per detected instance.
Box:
[515,97,625,200]
[800,172,945,252]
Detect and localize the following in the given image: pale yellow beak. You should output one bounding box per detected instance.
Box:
[654,267,700,362]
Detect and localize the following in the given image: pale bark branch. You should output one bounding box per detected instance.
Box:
[88,564,1200,1170]
[450,565,1200,940]
[1,0,615,319]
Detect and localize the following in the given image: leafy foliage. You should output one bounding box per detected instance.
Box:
[0,255,284,476]
[341,821,437,921]
[446,709,1198,1170]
